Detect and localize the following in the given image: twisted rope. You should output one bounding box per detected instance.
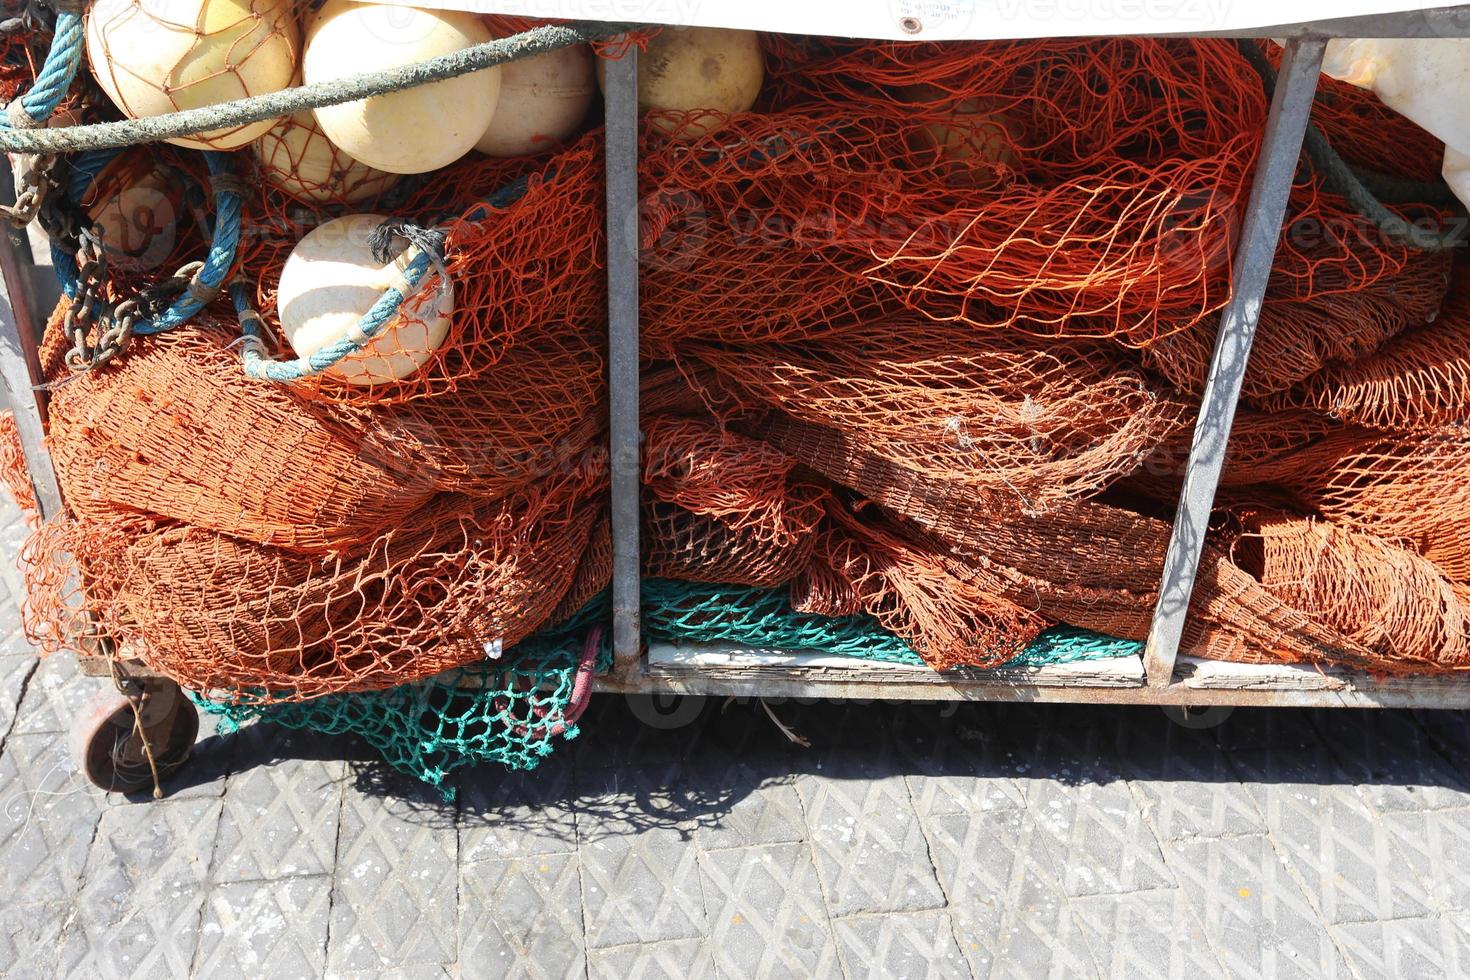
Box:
[5,6,81,127]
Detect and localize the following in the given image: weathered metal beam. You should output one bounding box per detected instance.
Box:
[0,194,62,520]
[1143,37,1327,687]
[603,45,644,682]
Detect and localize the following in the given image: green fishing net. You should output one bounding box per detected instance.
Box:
[642,579,1143,668]
[194,580,1140,793]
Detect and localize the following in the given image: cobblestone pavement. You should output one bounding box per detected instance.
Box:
[4,500,1470,978]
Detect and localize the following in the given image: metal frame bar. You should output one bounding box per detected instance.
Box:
[0,184,61,520]
[602,44,644,686]
[1143,37,1328,686]
[5,16,1470,708]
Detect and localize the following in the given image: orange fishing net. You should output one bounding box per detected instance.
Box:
[7,33,1470,699]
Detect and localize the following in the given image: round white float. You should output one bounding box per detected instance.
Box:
[305,1,501,174]
[475,43,594,157]
[276,213,453,385]
[85,0,299,151]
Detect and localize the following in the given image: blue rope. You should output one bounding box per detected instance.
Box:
[55,151,243,336]
[235,249,435,382]
[4,9,82,126]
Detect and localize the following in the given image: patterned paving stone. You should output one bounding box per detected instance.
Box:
[1333,914,1470,979]
[459,761,580,861]
[196,875,332,979]
[1235,749,1433,925]
[211,742,345,882]
[577,824,708,946]
[1028,776,1173,898]
[586,938,718,980]
[693,770,806,851]
[459,852,587,980]
[328,779,458,974]
[1165,833,1350,978]
[1071,888,1226,980]
[0,899,64,980]
[1378,807,1470,914]
[833,909,972,980]
[1312,709,1470,813]
[921,805,1092,978]
[0,653,35,736]
[796,758,946,917]
[0,732,100,906]
[699,841,840,977]
[56,795,221,978]
[12,652,93,735]
[1122,743,1263,842]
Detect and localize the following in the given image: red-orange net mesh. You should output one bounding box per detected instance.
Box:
[7,32,1470,699]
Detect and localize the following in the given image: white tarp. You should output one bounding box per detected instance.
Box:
[376,1,1461,41]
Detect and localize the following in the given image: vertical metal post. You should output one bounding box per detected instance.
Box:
[603,44,643,680]
[1143,37,1326,686]
[0,207,62,520]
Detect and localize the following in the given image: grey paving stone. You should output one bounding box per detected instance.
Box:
[1028,776,1173,898]
[920,806,1091,978]
[0,900,64,980]
[0,653,35,736]
[586,938,718,980]
[1123,744,1264,842]
[698,841,840,978]
[458,852,587,980]
[1312,709,1470,813]
[693,770,806,851]
[1378,807,1470,914]
[1210,707,1328,752]
[1071,888,1226,980]
[572,764,711,947]
[327,780,458,975]
[1333,914,1470,979]
[57,882,206,980]
[1165,833,1351,979]
[796,761,946,917]
[55,795,220,977]
[195,875,332,979]
[833,910,973,980]
[12,651,93,735]
[577,822,708,947]
[459,762,579,861]
[211,751,345,882]
[1236,750,1433,925]
[0,731,100,906]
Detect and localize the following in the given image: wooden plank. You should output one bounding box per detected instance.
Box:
[1175,656,1348,692]
[648,642,1145,688]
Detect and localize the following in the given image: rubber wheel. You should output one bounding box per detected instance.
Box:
[70,689,200,794]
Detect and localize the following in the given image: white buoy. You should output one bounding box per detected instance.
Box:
[252,111,399,204]
[276,213,453,385]
[85,0,299,151]
[305,1,501,175]
[599,27,763,140]
[475,43,595,157]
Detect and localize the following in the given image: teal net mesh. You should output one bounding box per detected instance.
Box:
[642,579,1142,668]
[194,581,1140,793]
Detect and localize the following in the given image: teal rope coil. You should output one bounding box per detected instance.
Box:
[54,150,242,335]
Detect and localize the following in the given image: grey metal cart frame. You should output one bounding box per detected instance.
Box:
[4,7,1470,719]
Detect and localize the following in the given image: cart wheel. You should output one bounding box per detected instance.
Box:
[70,686,199,794]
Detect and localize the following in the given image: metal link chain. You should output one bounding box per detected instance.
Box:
[3,150,54,227]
